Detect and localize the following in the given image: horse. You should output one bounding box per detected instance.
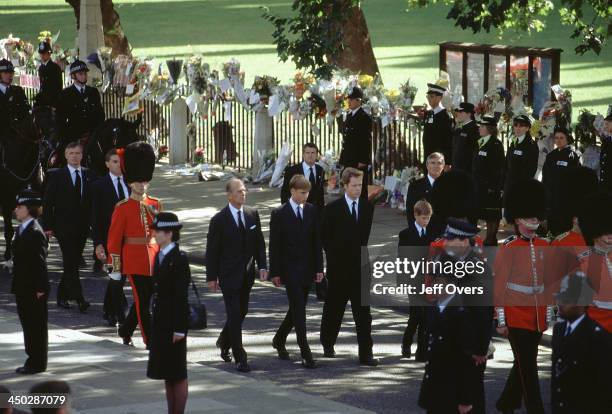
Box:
[0,112,44,263]
[86,115,143,176]
[32,105,60,173]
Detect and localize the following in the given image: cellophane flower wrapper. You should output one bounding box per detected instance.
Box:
[270,142,293,188]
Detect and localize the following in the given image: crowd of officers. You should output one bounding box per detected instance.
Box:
[4,48,612,414]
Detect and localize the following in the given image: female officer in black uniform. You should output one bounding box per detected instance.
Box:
[11,188,49,375]
[472,115,505,245]
[147,212,190,414]
[542,126,581,236]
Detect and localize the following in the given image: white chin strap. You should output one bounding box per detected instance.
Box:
[518,219,540,230]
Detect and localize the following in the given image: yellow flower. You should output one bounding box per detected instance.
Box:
[358,74,374,88]
[530,120,541,137]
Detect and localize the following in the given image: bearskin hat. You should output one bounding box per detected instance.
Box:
[124,141,155,183]
[430,169,478,220]
[578,190,612,245]
[505,178,547,222]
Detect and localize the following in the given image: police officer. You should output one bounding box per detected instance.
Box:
[551,273,611,413]
[339,86,372,200]
[599,113,612,191]
[0,59,31,136]
[34,41,63,109]
[451,102,479,172]
[422,83,453,166]
[542,126,581,236]
[502,114,539,222]
[55,59,105,154]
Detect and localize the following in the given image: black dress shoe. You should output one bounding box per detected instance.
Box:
[15,366,45,375]
[302,356,317,369]
[401,345,412,358]
[359,356,379,367]
[220,348,232,362]
[322,346,336,358]
[414,352,427,363]
[77,300,90,313]
[272,340,290,360]
[122,336,134,347]
[236,361,251,373]
[56,300,71,309]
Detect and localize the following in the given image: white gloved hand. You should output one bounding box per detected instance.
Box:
[108,272,122,281]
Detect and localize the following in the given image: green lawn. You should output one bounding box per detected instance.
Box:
[1,0,610,117]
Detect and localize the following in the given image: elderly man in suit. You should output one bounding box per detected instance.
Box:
[206,178,267,373]
[270,175,324,368]
[406,152,444,225]
[339,87,372,200]
[91,148,130,326]
[42,141,96,312]
[319,167,377,366]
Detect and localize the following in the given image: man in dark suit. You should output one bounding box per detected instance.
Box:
[320,167,377,365]
[206,178,267,373]
[270,175,324,368]
[91,148,130,326]
[551,273,611,413]
[339,87,372,200]
[406,152,444,225]
[42,141,96,312]
[34,41,63,109]
[422,83,454,166]
[398,199,434,360]
[280,142,327,300]
[11,189,49,375]
[55,60,104,153]
[280,142,325,213]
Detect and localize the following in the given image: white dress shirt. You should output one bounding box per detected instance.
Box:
[289,197,304,219]
[302,161,317,183]
[414,222,426,237]
[228,203,245,228]
[73,83,85,94]
[432,103,445,114]
[438,294,456,313]
[0,83,7,94]
[345,193,359,220]
[109,172,129,199]
[427,174,435,188]
[18,218,34,235]
[565,314,586,336]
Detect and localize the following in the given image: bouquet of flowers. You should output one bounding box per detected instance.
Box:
[479,87,511,116]
[574,109,598,148]
[132,59,152,90]
[157,145,169,160]
[270,142,293,188]
[293,71,315,99]
[222,58,241,79]
[252,75,279,99]
[185,55,210,95]
[0,34,35,69]
[398,79,418,115]
[194,147,205,164]
[551,84,572,128]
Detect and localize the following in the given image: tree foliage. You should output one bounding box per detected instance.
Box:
[262,0,361,79]
[407,0,611,55]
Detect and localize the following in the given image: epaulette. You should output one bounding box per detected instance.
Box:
[115,198,129,208]
[577,249,592,260]
[503,235,518,245]
[554,231,570,242]
[148,196,162,211]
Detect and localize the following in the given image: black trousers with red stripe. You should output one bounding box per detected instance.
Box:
[496,327,544,414]
[119,275,153,345]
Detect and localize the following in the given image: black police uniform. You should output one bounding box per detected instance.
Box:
[339,105,372,200]
[502,132,539,218]
[423,108,454,164]
[35,45,63,109]
[472,135,505,221]
[451,120,479,172]
[0,59,31,133]
[600,134,611,191]
[542,145,580,235]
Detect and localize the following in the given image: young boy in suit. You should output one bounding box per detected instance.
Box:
[398,200,433,359]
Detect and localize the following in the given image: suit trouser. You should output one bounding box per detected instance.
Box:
[274,282,312,356]
[402,305,427,357]
[16,293,48,370]
[497,327,544,414]
[218,276,254,363]
[57,234,87,301]
[119,275,153,345]
[104,275,127,324]
[320,276,373,357]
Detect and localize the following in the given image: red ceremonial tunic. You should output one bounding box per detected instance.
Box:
[107,195,161,276]
[494,234,549,332]
[547,231,587,298]
[579,248,612,332]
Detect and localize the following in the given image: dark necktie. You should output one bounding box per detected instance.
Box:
[237,210,246,233]
[74,169,82,200]
[117,177,126,200]
[309,167,316,186]
[297,205,303,225]
[351,201,357,223]
[80,87,86,98]
[420,228,425,238]
[565,323,571,337]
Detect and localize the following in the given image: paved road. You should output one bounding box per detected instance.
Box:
[0,166,552,413]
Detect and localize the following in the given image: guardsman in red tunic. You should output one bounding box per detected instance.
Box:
[107,142,161,347]
[577,190,612,333]
[547,166,598,296]
[495,179,550,414]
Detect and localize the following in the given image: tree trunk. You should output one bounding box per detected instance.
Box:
[329,2,379,77]
[66,0,131,57]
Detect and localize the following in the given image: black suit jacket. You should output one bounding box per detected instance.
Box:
[339,107,372,167]
[42,166,96,237]
[398,222,432,247]
[152,244,191,335]
[269,202,323,286]
[0,85,31,128]
[551,316,611,413]
[91,174,130,248]
[322,196,373,280]
[423,109,454,163]
[56,84,105,143]
[405,176,433,224]
[280,163,325,212]
[205,205,267,289]
[35,61,63,108]
[472,136,505,194]
[10,219,49,296]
